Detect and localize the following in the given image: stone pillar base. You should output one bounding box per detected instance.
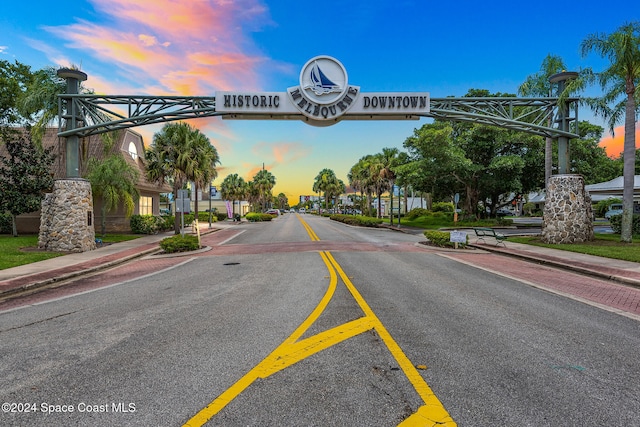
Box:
[38,179,96,252]
[541,174,594,244]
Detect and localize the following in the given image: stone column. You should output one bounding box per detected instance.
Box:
[39,179,96,252]
[541,174,594,244]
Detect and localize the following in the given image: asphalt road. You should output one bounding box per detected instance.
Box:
[0,214,638,426]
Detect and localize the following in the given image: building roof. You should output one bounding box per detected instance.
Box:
[585,176,640,192]
[1,127,171,194]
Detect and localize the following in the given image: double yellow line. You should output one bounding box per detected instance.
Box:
[184,216,455,426]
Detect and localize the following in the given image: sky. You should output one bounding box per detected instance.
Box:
[2,0,639,205]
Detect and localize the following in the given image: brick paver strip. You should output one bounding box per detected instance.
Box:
[442,252,640,317]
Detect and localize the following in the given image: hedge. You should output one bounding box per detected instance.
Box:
[246,212,274,222]
[130,215,167,234]
[423,230,468,248]
[608,214,640,235]
[329,214,383,227]
[159,234,200,253]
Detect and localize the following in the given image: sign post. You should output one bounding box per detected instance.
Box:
[453,193,460,224]
[176,189,190,237]
[449,230,467,250]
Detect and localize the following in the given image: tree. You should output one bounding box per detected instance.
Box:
[0,60,32,128]
[185,127,220,216]
[348,156,376,216]
[313,168,342,213]
[0,128,55,236]
[86,155,140,237]
[146,122,220,233]
[220,173,246,217]
[276,193,288,210]
[581,22,640,242]
[253,169,276,212]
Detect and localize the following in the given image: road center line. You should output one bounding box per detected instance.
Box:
[184,216,456,426]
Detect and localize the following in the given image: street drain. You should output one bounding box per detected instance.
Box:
[223,262,240,266]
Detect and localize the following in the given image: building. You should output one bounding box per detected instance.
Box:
[9,128,171,234]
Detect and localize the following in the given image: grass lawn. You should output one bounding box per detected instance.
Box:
[0,234,141,271]
[384,215,640,263]
[509,234,640,263]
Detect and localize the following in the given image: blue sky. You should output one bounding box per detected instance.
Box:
[1,0,637,203]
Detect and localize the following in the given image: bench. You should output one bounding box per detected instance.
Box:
[473,227,507,246]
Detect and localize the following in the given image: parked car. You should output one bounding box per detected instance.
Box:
[265,209,280,216]
[496,208,512,217]
[605,203,623,220]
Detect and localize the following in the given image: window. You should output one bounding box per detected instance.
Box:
[128,141,138,159]
[139,196,153,216]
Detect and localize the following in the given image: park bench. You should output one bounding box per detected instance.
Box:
[473,227,507,246]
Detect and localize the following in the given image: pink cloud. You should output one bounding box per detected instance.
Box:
[252,141,312,165]
[45,0,272,95]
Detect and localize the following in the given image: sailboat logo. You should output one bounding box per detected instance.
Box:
[305,61,342,96]
[299,55,348,104]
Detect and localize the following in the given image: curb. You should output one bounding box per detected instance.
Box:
[470,243,640,290]
[0,245,162,300]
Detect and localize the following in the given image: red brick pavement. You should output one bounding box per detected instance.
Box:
[440,251,640,318]
[0,256,187,311]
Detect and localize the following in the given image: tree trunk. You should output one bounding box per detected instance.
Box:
[620,87,636,243]
[11,214,17,237]
[101,202,107,237]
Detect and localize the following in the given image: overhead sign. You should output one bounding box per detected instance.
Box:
[216,55,429,127]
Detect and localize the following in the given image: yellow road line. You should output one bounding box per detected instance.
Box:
[185,216,455,427]
[183,251,338,426]
[325,252,456,426]
[258,316,375,377]
[297,215,320,241]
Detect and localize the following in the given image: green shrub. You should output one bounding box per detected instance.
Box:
[159,234,200,253]
[609,214,640,234]
[181,212,218,225]
[246,212,273,222]
[496,217,514,226]
[216,212,228,221]
[158,215,174,231]
[407,208,430,220]
[130,214,165,234]
[330,214,383,227]
[432,202,454,212]
[424,230,468,248]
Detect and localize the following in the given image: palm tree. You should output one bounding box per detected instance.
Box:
[245,181,260,212]
[253,169,276,212]
[146,122,219,233]
[276,192,288,210]
[220,173,246,217]
[185,127,220,216]
[313,168,340,213]
[581,22,640,243]
[348,156,376,216]
[86,154,140,237]
[378,147,400,223]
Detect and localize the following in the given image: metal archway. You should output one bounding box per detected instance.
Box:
[56,70,579,178]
